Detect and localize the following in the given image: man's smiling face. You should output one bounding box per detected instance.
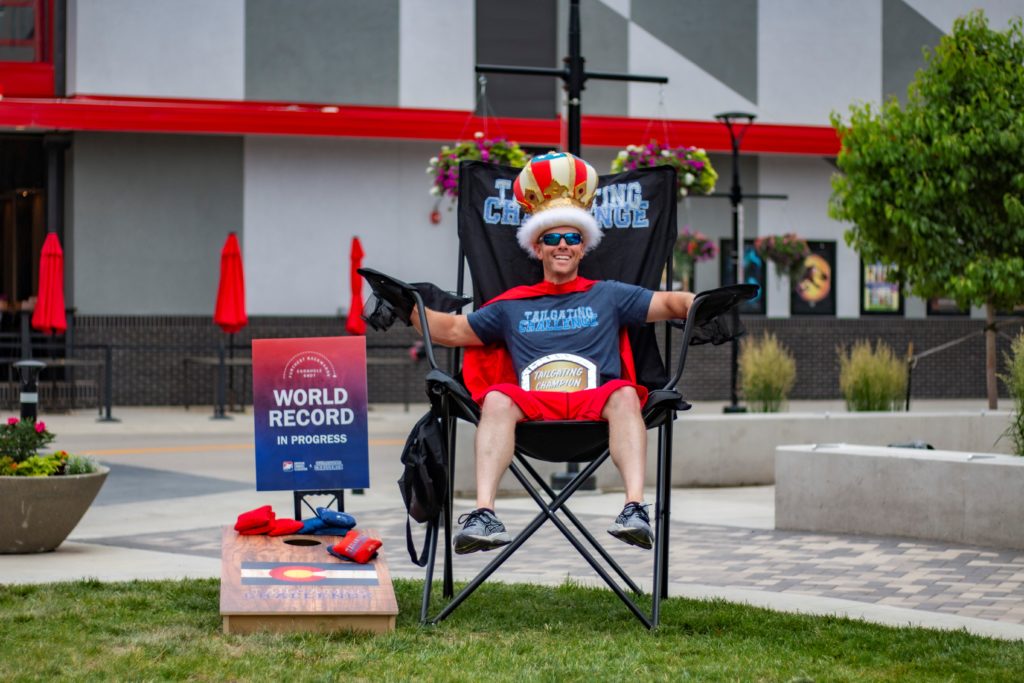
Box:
[533,226,584,283]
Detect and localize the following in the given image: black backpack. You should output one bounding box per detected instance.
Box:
[398,410,448,565]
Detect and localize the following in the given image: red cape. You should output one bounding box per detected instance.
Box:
[463,277,637,402]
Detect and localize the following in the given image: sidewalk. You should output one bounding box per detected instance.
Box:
[2,401,1022,641]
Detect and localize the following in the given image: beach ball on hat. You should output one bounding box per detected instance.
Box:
[514,152,603,257]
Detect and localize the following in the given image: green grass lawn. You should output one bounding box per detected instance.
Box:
[1,578,1021,681]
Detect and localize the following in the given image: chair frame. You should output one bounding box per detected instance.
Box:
[406,279,756,629]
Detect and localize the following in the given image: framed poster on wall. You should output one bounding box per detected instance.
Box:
[861,261,903,315]
[720,239,766,315]
[791,241,836,315]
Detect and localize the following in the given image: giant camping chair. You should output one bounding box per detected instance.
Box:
[365,161,756,629]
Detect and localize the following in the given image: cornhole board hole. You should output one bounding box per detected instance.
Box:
[220,527,398,634]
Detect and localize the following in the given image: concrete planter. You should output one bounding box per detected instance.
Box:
[775,445,1024,550]
[0,466,109,554]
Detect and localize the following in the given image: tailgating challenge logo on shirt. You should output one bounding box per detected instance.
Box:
[517,306,599,333]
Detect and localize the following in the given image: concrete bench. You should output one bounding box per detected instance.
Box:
[775,443,1024,550]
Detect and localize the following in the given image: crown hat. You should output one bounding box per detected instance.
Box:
[513,152,602,257]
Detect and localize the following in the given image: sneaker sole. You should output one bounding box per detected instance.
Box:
[607,525,653,550]
[454,532,512,555]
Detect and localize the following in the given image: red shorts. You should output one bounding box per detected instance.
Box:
[481,380,649,422]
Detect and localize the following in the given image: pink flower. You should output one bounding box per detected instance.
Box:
[6,417,17,425]
[35,421,46,433]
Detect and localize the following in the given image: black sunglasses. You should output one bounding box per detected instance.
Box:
[538,232,583,246]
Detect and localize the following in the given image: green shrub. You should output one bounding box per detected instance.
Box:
[999,332,1024,456]
[739,332,796,412]
[838,340,907,411]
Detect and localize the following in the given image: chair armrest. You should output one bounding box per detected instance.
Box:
[663,284,759,390]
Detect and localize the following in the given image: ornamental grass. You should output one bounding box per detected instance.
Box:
[739,332,796,412]
[838,340,908,412]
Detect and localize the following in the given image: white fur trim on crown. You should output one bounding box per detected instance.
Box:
[516,206,603,258]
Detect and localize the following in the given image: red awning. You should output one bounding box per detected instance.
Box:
[31,232,67,335]
[214,232,248,334]
[345,237,367,336]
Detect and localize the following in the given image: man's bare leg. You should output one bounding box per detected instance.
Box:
[474,390,525,510]
[603,386,653,549]
[453,391,523,554]
[602,386,646,504]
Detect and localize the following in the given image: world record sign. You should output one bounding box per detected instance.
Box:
[251,336,369,491]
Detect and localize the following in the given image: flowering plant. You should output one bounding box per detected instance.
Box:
[610,141,718,200]
[427,132,529,201]
[676,228,718,264]
[754,233,811,279]
[0,417,97,477]
[673,228,717,288]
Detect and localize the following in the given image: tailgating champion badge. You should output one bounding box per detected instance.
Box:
[520,354,597,392]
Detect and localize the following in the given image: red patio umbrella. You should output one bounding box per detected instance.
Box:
[214,232,247,335]
[345,236,367,335]
[31,232,67,335]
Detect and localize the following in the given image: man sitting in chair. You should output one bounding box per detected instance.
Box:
[413,153,694,554]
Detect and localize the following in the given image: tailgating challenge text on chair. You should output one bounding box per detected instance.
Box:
[362,158,756,629]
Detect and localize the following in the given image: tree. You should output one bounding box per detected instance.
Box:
[830,11,1024,408]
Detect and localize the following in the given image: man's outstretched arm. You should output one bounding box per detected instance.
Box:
[646,290,696,323]
[411,305,484,347]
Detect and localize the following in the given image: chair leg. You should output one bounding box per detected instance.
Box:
[659,419,674,601]
[443,410,457,599]
[652,424,670,628]
[517,455,643,595]
[507,462,653,629]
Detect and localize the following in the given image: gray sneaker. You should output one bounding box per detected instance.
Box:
[607,502,653,549]
[454,509,512,554]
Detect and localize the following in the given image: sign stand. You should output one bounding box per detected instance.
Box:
[293,488,346,520]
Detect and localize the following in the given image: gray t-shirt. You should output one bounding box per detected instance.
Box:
[466,280,653,387]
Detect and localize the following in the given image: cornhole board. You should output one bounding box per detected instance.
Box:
[220,527,398,634]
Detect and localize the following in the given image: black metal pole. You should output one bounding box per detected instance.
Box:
[213,340,230,420]
[566,0,583,156]
[716,112,755,414]
[97,343,120,422]
[727,134,743,412]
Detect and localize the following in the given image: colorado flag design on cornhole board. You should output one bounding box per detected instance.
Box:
[240,561,379,586]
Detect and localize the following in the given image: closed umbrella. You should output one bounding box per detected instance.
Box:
[345,236,367,335]
[213,232,247,417]
[31,232,67,335]
[214,232,247,335]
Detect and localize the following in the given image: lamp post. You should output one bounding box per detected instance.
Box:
[715,112,756,414]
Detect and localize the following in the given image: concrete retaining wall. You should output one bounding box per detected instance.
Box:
[775,444,1024,550]
[450,410,1014,496]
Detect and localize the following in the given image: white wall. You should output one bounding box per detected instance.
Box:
[69,0,245,99]
[243,137,465,316]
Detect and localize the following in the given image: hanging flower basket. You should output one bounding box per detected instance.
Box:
[610,141,718,200]
[673,228,718,290]
[754,233,810,279]
[427,132,529,201]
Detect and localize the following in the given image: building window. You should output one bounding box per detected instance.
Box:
[0,0,46,63]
